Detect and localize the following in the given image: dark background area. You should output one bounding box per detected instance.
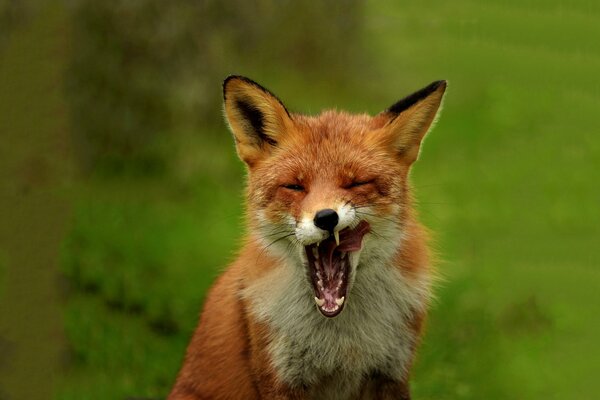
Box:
[0,0,598,399]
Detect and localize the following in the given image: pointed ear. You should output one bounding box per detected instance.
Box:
[223,75,293,167]
[378,80,447,165]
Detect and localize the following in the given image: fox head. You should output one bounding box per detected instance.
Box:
[223,76,446,317]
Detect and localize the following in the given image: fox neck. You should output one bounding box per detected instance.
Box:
[241,231,431,389]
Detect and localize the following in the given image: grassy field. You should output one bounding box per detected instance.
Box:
[1,1,598,399]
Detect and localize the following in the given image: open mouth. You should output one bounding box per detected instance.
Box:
[305,220,370,318]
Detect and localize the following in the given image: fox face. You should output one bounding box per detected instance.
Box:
[223,76,446,318]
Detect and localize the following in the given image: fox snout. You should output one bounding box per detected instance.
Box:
[295,203,356,246]
[313,209,338,232]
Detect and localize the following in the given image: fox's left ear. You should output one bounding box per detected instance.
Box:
[378,80,447,165]
[223,75,294,167]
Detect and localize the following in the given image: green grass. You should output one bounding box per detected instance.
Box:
[59,133,245,399]
[50,0,600,398]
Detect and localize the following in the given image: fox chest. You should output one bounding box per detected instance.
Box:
[266,297,414,394]
[244,263,427,395]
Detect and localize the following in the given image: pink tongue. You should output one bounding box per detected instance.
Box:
[337,220,370,252]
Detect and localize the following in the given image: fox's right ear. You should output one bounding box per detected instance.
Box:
[223,76,293,167]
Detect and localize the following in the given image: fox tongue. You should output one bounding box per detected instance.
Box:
[337,220,370,252]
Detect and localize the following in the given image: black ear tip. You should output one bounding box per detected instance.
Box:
[386,80,448,115]
[223,75,248,99]
[223,75,238,87]
[223,75,268,100]
[431,80,448,91]
[221,76,291,117]
[223,75,252,86]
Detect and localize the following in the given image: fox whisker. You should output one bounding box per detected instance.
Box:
[355,210,400,226]
[255,232,296,264]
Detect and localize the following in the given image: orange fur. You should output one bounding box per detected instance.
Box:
[169,76,447,399]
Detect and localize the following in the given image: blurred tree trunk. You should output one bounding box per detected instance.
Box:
[0,3,72,399]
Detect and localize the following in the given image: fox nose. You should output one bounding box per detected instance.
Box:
[314,209,339,232]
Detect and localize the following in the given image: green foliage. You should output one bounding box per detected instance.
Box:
[60,179,243,398]
[59,132,246,398]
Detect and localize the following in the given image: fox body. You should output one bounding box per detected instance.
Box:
[169,76,447,399]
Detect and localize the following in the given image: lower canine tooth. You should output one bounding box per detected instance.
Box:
[315,297,325,307]
[335,296,345,306]
[312,247,319,259]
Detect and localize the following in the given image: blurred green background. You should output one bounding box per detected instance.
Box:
[0,0,599,399]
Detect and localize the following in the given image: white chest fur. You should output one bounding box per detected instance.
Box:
[242,255,430,399]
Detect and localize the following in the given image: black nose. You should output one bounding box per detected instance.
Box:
[314,209,339,232]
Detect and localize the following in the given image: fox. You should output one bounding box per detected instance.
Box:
[169,75,447,400]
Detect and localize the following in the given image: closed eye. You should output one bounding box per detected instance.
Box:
[344,179,375,189]
[282,184,305,191]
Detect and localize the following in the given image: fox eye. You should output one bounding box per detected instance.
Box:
[345,179,375,189]
[282,183,305,191]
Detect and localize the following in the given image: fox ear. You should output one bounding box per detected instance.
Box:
[223,76,293,167]
[378,80,447,165]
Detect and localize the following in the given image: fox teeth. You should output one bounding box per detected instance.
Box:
[334,230,340,246]
[312,247,319,259]
[315,297,325,307]
[335,296,345,306]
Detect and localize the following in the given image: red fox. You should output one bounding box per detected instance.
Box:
[169,76,447,399]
